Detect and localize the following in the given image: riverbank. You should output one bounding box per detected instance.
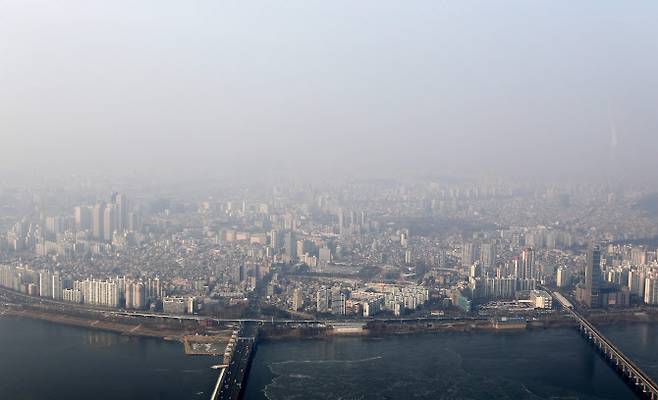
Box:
[256,311,658,342]
[0,305,191,340]
[3,306,653,342]
[4,282,658,343]
[0,304,234,357]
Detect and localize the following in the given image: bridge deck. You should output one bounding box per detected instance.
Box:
[551,290,658,398]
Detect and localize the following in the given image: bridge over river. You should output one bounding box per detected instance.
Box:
[210,322,258,400]
[551,290,658,399]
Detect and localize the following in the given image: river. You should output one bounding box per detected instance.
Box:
[2,315,656,399]
[0,316,217,400]
[243,326,655,400]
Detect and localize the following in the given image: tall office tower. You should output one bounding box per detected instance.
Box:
[585,245,603,290]
[269,229,280,253]
[337,208,345,235]
[462,242,476,267]
[556,266,570,288]
[581,245,603,308]
[74,206,83,230]
[115,193,129,232]
[75,206,92,231]
[296,240,306,259]
[284,231,297,261]
[521,248,535,280]
[480,242,497,270]
[103,204,116,242]
[92,203,105,240]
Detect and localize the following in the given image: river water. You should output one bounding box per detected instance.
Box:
[244,326,653,400]
[1,315,656,400]
[0,316,217,400]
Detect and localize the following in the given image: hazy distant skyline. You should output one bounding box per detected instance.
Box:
[2,1,658,182]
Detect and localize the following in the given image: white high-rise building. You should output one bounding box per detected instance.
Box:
[462,242,476,267]
[92,203,105,240]
[52,272,63,300]
[125,281,146,310]
[316,287,330,313]
[76,279,119,308]
[115,193,129,232]
[628,269,646,299]
[63,288,82,303]
[74,206,92,231]
[644,275,658,305]
[39,270,52,298]
[103,205,116,242]
[556,266,570,288]
[521,248,536,280]
[480,242,496,270]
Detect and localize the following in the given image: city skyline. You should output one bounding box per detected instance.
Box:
[3,1,658,399]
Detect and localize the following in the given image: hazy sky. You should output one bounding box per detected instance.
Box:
[2,1,658,181]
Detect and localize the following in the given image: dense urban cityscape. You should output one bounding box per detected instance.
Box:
[3,176,658,398]
[3,179,658,320]
[4,1,658,399]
